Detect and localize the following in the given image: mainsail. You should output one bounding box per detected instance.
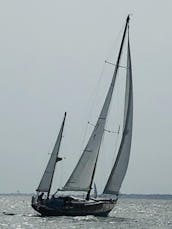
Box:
[36,112,66,196]
[103,33,133,195]
[63,16,130,195]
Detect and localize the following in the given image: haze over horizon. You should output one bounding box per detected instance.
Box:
[0,0,172,195]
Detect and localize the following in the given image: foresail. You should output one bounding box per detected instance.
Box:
[62,87,116,191]
[103,35,133,195]
[63,16,130,193]
[36,112,66,194]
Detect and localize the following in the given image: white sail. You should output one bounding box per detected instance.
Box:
[36,112,66,193]
[63,17,130,192]
[63,78,117,191]
[103,36,133,195]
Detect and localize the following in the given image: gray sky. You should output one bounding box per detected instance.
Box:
[0,0,172,194]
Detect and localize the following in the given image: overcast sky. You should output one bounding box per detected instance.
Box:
[0,0,172,194]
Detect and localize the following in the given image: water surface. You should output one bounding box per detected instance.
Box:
[0,195,172,228]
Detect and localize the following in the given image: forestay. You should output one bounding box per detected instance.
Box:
[103,36,133,195]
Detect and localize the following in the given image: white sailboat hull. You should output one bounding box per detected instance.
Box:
[31,196,116,217]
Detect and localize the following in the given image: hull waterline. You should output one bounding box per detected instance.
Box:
[31,196,116,217]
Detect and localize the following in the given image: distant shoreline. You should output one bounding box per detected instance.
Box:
[0,193,172,200]
[120,194,172,200]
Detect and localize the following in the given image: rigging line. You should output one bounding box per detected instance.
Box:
[87,121,95,127]
[88,121,119,134]
[105,22,126,63]
[79,63,107,154]
[79,21,126,155]
[105,60,127,69]
[104,127,120,134]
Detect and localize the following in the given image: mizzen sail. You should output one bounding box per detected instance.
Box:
[103,33,133,195]
[36,112,66,195]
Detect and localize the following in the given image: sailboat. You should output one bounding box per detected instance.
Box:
[31,15,133,217]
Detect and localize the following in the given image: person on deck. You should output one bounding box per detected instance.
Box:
[38,192,44,201]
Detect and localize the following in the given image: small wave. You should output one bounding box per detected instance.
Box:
[73,215,98,222]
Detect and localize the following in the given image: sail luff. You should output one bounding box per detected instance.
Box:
[36,112,66,196]
[63,16,130,193]
[103,29,133,195]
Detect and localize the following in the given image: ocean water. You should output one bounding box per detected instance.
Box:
[0,195,172,229]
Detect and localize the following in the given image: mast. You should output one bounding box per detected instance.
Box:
[36,112,67,199]
[86,15,130,200]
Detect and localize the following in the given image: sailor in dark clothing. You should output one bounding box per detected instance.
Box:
[38,192,44,201]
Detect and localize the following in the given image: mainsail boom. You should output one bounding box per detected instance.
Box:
[36,112,66,197]
[103,30,133,195]
[63,16,130,198]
